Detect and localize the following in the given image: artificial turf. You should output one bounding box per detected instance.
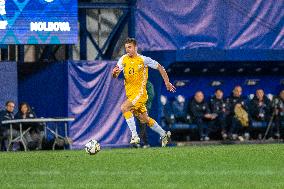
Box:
[0,144,283,189]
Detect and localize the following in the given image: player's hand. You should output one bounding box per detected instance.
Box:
[165,82,176,93]
[204,114,211,119]
[211,113,218,119]
[112,65,120,78]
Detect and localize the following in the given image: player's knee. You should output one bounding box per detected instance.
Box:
[121,104,127,113]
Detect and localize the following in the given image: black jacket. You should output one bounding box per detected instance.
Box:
[15,111,39,130]
[0,110,15,130]
[209,96,227,115]
[15,111,36,120]
[249,96,272,121]
[273,97,284,118]
[188,99,210,120]
[227,95,247,116]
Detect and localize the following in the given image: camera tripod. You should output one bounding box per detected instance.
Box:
[262,109,280,141]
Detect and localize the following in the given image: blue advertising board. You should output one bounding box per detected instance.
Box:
[0,0,77,44]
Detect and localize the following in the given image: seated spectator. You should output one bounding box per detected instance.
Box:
[15,102,44,150]
[160,95,175,128]
[227,86,249,141]
[249,89,272,122]
[188,91,217,141]
[0,101,20,151]
[273,89,284,138]
[249,89,272,139]
[209,89,228,139]
[0,101,15,121]
[172,95,189,123]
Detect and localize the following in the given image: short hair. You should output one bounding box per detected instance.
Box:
[234,85,242,90]
[5,100,14,106]
[256,88,264,92]
[215,88,223,93]
[195,90,204,95]
[124,37,137,46]
[18,102,31,112]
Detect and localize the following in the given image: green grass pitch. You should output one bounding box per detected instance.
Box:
[0,144,284,189]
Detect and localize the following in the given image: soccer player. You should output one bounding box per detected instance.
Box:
[112,38,176,147]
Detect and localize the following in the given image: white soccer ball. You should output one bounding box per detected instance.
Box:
[85,139,101,155]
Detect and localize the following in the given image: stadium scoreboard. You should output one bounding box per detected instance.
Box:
[0,0,78,44]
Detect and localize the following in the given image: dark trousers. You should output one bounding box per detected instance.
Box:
[227,115,240,135]
[138,122,148,145]
[213,114,227,132]
[229,116,249,135]
[273,116,284,137]
[195,118,209,138]
[209,115,227,139]
[0,138,6,151]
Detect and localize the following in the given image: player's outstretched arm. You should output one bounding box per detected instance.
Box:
[112,65,121,78]
[157,64,176,93]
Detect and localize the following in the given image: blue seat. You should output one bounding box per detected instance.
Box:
[171,123,197,130]
[251,121,268,128]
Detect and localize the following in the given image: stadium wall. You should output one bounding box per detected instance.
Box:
[136,0,284,62]
[17,61,163,148]
[136,0,283,51]
[16,59,284,148]
[18,62,68,118]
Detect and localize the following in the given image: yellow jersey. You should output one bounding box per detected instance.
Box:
[117,54,158,105]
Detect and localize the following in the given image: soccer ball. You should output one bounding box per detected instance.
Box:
[85,139,101,155]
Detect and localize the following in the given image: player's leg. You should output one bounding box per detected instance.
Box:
[138,122,148,147]
[137,112,171,147]
[121,100,140,144]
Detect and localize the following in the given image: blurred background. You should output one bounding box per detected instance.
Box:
[0,0,283,149]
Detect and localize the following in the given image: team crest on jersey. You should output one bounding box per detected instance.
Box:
[138,64,143,69]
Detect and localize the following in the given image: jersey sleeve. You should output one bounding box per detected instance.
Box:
[142,55,159,69]
[116,55,125,71]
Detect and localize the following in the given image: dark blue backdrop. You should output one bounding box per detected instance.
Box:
[0,62,18,110]
[18,62,68,117]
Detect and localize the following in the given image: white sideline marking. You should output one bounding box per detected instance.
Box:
[89,170,283,176]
